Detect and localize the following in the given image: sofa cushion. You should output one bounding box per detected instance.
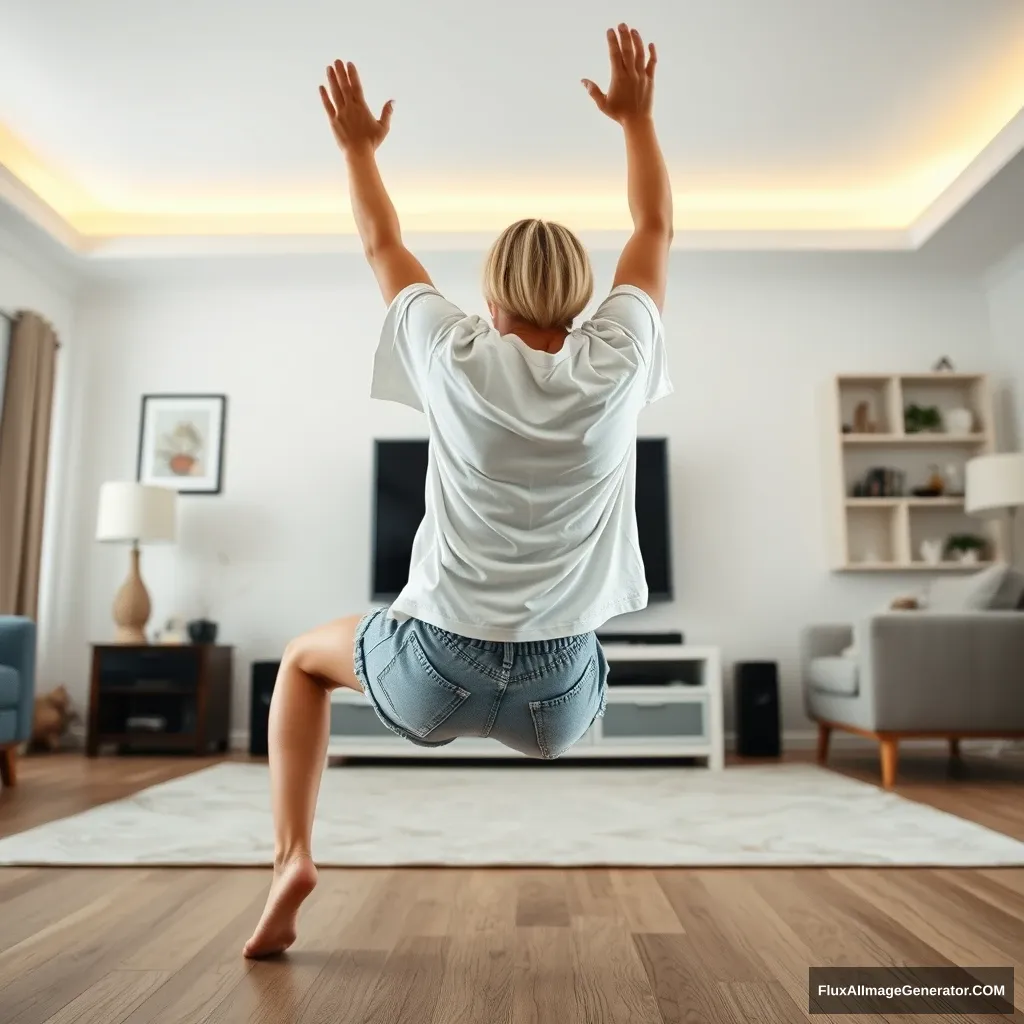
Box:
[0,665,21,707]
[926,564,1011,612]
[0,707,17,744]
[990,568,1024,611]
[809,656,859,697]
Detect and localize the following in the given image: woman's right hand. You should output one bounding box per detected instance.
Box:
[582,24,657,125]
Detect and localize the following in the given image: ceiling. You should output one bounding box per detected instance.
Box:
[2,0,1024,256]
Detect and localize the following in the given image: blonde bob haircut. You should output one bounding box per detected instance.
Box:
[483,219,594,330]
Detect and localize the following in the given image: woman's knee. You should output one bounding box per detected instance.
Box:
[282,617,362,691]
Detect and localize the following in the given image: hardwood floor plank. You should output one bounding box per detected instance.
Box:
[566,868,622,920]
[830,871,1024,1010]
[888,871,1024,966]
[293,949,390,1024]
[451,870,519,933]
[0,870,150,983]
[40,970,170,1024]
[430,931,514,1024]
[979,868,1024,896]
[118,885,269,1024]
[515,870,570,928]
[633,932,742,1024]
[119,870,264,971]
[569,918,663,1024]
[358,936,450,1024]
[926,869,1024,925]
[403,869,462,937]
[0,869,125,952]
[750,869,946,968]
[655,873,771,984]
[0,868,45,900]
[0,870,209,1024]
[689,872,824,1016]
[609,869,684,934]
[720,980,808,1024]
[511,927,574,1024]
[335,870,416,950]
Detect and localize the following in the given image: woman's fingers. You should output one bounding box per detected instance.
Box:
[347,62,365,102]
[327,63,346,109]
[318,84,337,120]
[581,78,607,112]
[631,29,646,74]
[606,27,623,70]
[617,24,634,72]
[646,41,657,80]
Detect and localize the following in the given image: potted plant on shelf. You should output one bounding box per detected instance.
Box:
[945,534,987,564]
[904,404,943,434]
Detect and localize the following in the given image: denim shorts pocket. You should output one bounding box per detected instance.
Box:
[529,656,599,759]
[375,633,471,739]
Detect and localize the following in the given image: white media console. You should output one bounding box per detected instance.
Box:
[327,644,723,768]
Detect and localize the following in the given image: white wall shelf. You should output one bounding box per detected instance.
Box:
[841,433,990,446]
[824,372,1006,572]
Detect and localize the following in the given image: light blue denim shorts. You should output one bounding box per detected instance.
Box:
[353,608,608,759]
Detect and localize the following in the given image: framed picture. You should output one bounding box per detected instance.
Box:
[137,394,227,495]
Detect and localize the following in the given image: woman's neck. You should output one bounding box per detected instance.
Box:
[494,312,568,353]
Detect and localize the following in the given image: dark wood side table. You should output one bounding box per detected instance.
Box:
[87,644,233,756]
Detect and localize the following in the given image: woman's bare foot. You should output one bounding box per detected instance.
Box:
[242,854,318,959]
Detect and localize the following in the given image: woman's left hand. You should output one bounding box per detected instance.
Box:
[319,60,394,154]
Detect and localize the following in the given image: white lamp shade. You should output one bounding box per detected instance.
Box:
[965,453,1024,516]
[96,482,178,543]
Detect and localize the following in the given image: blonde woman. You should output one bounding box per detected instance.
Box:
[244,23,673,958]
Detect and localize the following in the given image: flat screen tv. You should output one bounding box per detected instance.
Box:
[371,438,673,601]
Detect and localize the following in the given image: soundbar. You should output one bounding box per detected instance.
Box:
[596,631,684,646]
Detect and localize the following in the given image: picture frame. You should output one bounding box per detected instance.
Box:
[136,394,227,495]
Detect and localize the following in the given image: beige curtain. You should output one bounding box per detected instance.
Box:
[0,312,59,617]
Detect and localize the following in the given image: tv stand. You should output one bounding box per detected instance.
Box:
[327,644,723,768]
[596,630,684,645]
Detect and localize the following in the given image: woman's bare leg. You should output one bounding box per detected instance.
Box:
[243,614,364,958]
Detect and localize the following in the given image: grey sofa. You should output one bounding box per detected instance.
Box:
[803,609,1024,789]
[0,616,36,787]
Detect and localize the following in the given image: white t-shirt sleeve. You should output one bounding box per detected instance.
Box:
[589,284,673,405]
[371,283,466,411]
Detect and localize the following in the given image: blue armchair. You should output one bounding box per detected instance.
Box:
[0,616,36,786]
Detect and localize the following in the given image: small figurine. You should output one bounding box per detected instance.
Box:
[852,401,876,434]
[932,356,955,372]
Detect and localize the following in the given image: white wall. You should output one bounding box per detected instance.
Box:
[987,246,1024,447]
[60,250,1002,738]
[0,220,81,691]
[986,244,1024,563]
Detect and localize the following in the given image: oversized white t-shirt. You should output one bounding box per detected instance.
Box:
[371,283,673,642]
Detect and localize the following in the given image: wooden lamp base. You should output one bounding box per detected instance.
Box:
[113,544,151,644]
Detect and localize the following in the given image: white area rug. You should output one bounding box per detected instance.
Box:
[1,763,1022,867]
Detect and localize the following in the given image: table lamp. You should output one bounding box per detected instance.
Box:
[966,453,1024,565]
[96,482,178,643]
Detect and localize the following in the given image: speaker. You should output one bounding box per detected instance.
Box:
[250,661,280,757]
[734,661,781,757]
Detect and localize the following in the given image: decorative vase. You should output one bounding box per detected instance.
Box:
[920,539,943,565]
[955,549,980,565]
[945,408,973,436]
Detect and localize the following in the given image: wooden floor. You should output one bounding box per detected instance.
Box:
[1,750,1022,1023]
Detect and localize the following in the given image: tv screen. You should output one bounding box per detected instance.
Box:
[371,438,673,601]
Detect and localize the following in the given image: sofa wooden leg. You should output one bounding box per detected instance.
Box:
[879,736,898,790]
[949,737,961,760]
[0,746,16,787]
[816,723,832,764]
